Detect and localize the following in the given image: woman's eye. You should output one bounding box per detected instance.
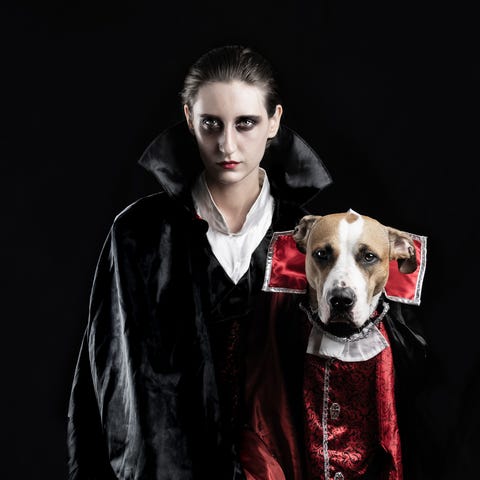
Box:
[201,118,222,130]
[236,118,257,130]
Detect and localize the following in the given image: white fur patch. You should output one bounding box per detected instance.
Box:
[318,214,372,328]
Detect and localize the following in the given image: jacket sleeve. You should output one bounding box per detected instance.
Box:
[67,329,119,479]
[67,226,148,479]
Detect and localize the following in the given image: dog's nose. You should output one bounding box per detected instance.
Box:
[329,287,356,311]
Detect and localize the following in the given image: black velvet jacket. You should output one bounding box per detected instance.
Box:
[66,122,333,480]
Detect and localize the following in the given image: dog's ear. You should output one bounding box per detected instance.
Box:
[293,215,320,253]
[387,227,418,274]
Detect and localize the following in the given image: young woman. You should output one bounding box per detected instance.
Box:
[67,45,332,479]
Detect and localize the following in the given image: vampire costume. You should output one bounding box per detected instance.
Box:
[67,121,428,480]
[66,121,333,480]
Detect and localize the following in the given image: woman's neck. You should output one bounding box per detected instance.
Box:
[206,170,261,234]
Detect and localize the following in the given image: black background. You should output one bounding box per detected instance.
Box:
[3,1,478,478]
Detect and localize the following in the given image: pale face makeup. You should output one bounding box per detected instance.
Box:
[184,80,282,191]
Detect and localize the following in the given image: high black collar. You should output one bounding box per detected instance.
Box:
[138,121,333,206]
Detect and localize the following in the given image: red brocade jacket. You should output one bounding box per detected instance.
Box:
[302,320,402,480]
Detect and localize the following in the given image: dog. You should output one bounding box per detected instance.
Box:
[293,209,417,337]
[292,209,419,480]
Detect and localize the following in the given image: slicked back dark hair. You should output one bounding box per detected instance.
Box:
[181,45,281,117]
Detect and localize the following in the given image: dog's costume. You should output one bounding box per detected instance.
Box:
[240,233,427,480]
[302,303,402,480]
[66,121,333,479]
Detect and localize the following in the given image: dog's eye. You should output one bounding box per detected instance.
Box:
[363,252,378,263]
[313,248,331,262]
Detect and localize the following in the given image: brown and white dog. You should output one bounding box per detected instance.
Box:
[293,209,417,336]
[292,209,419,479]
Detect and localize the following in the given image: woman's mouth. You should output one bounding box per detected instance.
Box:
[218,161,239,169]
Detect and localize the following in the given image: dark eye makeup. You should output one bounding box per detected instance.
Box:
[199,115,261,132]
[201,117,222,131]
[235,116,260,130]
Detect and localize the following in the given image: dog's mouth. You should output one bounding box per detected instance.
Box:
[302,300,389,342]
[323,309,380,338]
[324,309,360,337]
[323,318,361,338]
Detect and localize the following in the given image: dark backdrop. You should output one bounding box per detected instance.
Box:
[3,1,478,478]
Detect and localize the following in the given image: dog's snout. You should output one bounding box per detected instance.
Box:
[329,287,356,311]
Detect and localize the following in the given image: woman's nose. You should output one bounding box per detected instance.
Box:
[218,126,237,156]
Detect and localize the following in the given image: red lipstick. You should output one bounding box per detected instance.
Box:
[219,161,239,169]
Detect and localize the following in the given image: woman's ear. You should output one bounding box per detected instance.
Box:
[183,104,194,132]
[268,104,283,138]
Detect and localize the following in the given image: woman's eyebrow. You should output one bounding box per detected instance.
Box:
[236,115,262,121]
[198,114,263,120]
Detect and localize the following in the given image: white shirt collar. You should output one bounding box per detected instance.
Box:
[192,168,274,284]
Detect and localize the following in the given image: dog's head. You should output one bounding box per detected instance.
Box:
[293,210,417,336]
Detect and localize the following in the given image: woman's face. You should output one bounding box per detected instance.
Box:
[184,80,282,188]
